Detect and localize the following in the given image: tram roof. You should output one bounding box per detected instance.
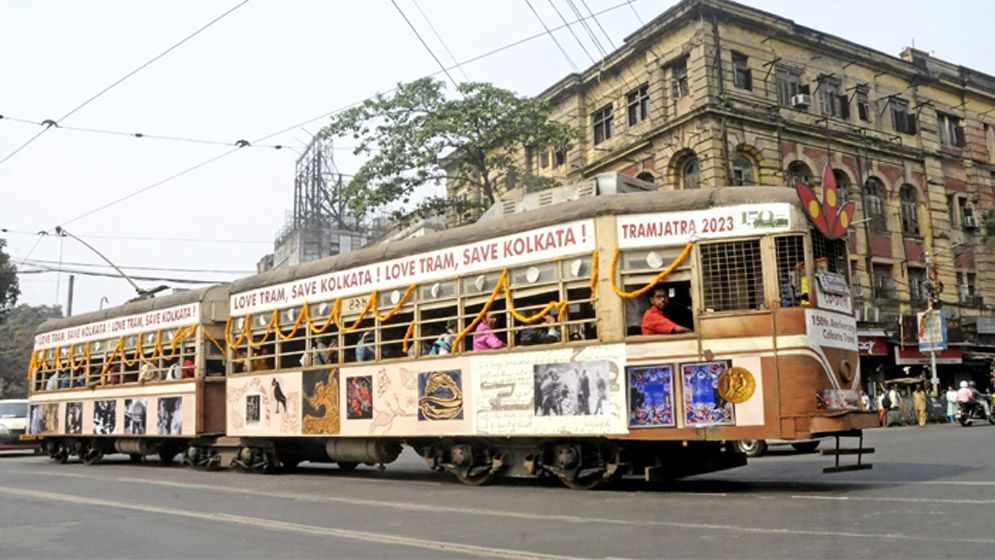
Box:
[36,284,229,334]
[231,185,803,294]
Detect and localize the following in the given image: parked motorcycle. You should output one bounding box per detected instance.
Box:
[958,398,995,426]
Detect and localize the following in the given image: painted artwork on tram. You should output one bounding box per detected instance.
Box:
[681,361,735,427]
[65,402,83,434]
[627,365,675,428]
[302,368,340,434]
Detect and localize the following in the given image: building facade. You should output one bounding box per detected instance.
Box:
[450,0,995,390]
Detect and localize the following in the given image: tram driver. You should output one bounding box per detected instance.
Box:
[641,287,692,335]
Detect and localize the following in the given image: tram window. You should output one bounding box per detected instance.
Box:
[277,307,307,369]
[381,310,415,359]
[566,285,597,340]
[250,342,275,372]
[420,303,459,356]
[776,236,807,307]
[628,282,693,335]
[813,234,847,273]
[463,300,507,352]
[700,240,764,311]
[511,289,563,347]
[344,319,375,363]
[279,338,306,369]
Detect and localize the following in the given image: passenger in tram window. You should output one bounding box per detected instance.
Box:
[429,321,456,355]
[519,313,561,346]
[45,371,60,391]
[473,312,506,351]
[641,287,691,335]
[59,369,70,389]
[166,360,182,380]
[181,356,195,379]
[232,350,248,373]
[138,362,160,384]
[356,331,375,362]
[106,364,121,385]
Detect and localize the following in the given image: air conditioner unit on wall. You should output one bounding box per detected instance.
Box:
[963,215,979,229]
[859,305,880,323]
[791,94,812,108]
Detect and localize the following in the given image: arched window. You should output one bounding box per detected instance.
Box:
[681,156,701,190]
[731,154,755,186]
[635,171,655,184]
[832,169,851,202]
[862,178,887,234]
[786,161,812,187]
[899,184,920,236]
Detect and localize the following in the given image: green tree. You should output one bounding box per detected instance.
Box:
[321,78,578,222]
[0,238,20,322]
[0,304,62,398]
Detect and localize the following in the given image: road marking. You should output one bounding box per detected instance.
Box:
[0,485,577,560]
[7,470,995,545]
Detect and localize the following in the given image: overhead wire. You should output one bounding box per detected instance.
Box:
[1,228,270,246]
[20,257,256,275]
[391,0,461,90]
[543,0,596,65]
[411,0,470,82]
[0,0,251,168]
[15,264,227,285]
[524,0,580,72]
[48,1,637,228]
[580,0,617,50]
[566,0,609,58]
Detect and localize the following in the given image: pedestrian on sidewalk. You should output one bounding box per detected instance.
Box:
[945,385,958,423]
[913,385,928,426]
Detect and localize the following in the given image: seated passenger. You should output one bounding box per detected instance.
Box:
[473,312,506,351]
[138,362,160,384]
[45,371,60,391]
[181,356,195,379]
[641,288,691,335]
[106,364,121,385]
[429,322,456,355]
[356,331,375,362]
[519,313,561,345]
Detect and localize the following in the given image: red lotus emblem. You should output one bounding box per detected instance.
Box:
[794,164,855,240]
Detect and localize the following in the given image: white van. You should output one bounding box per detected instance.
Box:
[0,399,32,449]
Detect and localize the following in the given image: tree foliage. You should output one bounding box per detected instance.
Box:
[0,304,62,398]
[0,238,20,322]
[321,78,578,222]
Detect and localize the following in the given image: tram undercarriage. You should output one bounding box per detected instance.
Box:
[39,435,748,489]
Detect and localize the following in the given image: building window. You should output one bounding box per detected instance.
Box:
[833,169,851,201]
[731,154,755,186]
[957,196,977,229]
[700,240,764,311]
[899,184,920,236]
[626,83,650,126]
[872,263,896,300]
[635,171,655,184]
[984,123,993,155]
[670,58,689,100]
[592,104,614,145]
[539,149,549,169]
[775,67,803,106]
[817,77,847,118]
[786,161,812,187]
[856,87,871,122]
[680,155,701,190]
[732,51,752,90]
[891,99,917,134]
[908,267,927,304]
[553,150,567,167]
[937,112,966,147]
[862,178,887,234]
[553,148,566,168]
[957,272,979,306]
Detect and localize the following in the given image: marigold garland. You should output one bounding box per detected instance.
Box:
[373,284,416,322]
[402,320,416,354]
[201,326,226,354]
[609,241,694,299]
[589,250,599,300]
[333,292,376,332]
[452,269,508,352]
[303,300,336,335]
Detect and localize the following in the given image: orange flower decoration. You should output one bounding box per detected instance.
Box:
[794,163,855,240]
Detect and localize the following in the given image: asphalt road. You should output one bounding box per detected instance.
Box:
[1,424,992,559]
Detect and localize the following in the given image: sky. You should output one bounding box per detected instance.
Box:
[2,0,993,316]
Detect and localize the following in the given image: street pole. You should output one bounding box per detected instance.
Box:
[66,274,75,316]
[930,349,939,397]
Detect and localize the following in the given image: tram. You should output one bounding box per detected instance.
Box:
[27,182,877,488]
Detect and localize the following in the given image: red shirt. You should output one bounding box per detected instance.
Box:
[642,306,679,335]
[181,358,195,379]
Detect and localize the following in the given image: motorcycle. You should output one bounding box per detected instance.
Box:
[958,398,995,426]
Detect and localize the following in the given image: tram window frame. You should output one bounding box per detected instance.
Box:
[699,239,765,312]
[277,306,308,370]
[417,299,460,358]
[774,235,808,307]
[618,247,695,336]
[462,297,508,353]
[343,318,376,364]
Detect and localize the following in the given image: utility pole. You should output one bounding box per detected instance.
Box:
[54,226,168,302]
[923,251,944,396]
[66,274,74,316]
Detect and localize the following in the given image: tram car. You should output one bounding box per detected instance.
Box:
[28,179,878,488]
[26,286,229,465]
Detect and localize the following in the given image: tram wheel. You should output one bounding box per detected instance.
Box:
[454,468,496,486]
[557,473,604,491]
[790,441,821,453]
[337,461,359,472]
[81,448,103,466]
[49,444,69,464]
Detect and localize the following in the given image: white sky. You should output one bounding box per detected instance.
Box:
[2,0,993,315]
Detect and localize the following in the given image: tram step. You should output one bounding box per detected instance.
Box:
[822,464,873,474]
[821,447,875,456]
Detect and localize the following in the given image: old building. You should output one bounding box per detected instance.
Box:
[449,0,995,389]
